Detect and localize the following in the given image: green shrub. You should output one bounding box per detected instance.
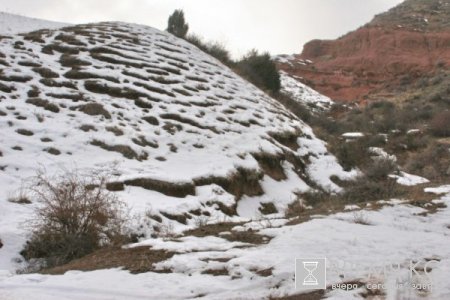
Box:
[236,50,280,93]
[167,9,189,38]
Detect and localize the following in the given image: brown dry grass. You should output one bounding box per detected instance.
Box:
[184,222,270,245]
[194,168,264,200]
[41,246,174,275]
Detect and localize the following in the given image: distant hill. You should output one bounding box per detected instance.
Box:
[0,12,68,35]
[278,0,450,103]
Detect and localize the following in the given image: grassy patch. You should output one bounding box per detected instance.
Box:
[26,98,60,113]
[252,153,286,181]
[259,202,278,215]
[77,103,111,119]
[44,147,61,156]
[40,246,174,275]
[194,168,264,200]
[32,67,59,79]
[91,139,147,161]
[105,126,124,136]
[16,129,34,136]
[123,178,195,198]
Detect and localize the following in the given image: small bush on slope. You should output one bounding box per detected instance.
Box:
[236,50,281,94]
[21,169,128,269]
[184,35,280,93]
[429,111,450,137]
[185,34,233,66]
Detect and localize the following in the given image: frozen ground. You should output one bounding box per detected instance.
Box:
[0,14,447,300]
[0,12,68,35]
[1,185,449,299]
[0,21,354,273]
[279,71,333,111]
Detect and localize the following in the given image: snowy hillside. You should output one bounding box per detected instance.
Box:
[280,71,333,111]
[0,12,67,35]
[0,22,354,272]
[2,187,450,299]
[0,19,449,300]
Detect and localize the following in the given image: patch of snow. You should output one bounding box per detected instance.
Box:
[425,185,450,195]
[342,132,364,138]
[389,171,429,186]
[406,129,421,135]
[273,54,296,66]
[2,187,450,299]
[0,21,355,272]
[279,71,333,112]
[344,205,360,211]
[369,147,397,162]
[297,126,358,193]
[127,236,249,253]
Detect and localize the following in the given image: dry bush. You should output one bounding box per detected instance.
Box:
[21,169,128,268]
[406,142,450,180]
[341,176,400,203]
[77,103,111,119]
[90,139,148,161]
[8,187,32,204]
[429,111,450,137]
[363,157,397,182]
[332,139,371,171]
[26,98,60,113]
[300,190,330,207]
[258,202,278,215]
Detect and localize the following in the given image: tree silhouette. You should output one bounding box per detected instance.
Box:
[167,9,189,38]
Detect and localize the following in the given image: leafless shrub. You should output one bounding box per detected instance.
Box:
[341,176,400,203]
[21,169,128,268]
[8,187,32,204]
[429,111,450,137]
[364,157,397,182]
[194,215,210,227]
[153,222,175,238]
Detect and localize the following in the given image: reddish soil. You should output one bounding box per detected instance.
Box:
[279,0,450,103]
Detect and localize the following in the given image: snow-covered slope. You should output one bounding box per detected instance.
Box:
[2,187,450,299]
[0,12,67,35]
[0,22,354,271]
[279,71,333,111]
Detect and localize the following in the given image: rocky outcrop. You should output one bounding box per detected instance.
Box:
[278,0,450,102]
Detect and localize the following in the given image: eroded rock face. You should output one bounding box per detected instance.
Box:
[278,0,450,103]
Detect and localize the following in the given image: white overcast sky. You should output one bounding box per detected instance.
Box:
[1,0,403,58]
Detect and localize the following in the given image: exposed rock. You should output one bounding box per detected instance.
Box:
[278,0,450,103]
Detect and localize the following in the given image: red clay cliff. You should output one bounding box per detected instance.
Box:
[278,0,450,103]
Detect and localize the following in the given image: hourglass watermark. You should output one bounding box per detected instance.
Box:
[295,257,440,292]
[295,258,327,290]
